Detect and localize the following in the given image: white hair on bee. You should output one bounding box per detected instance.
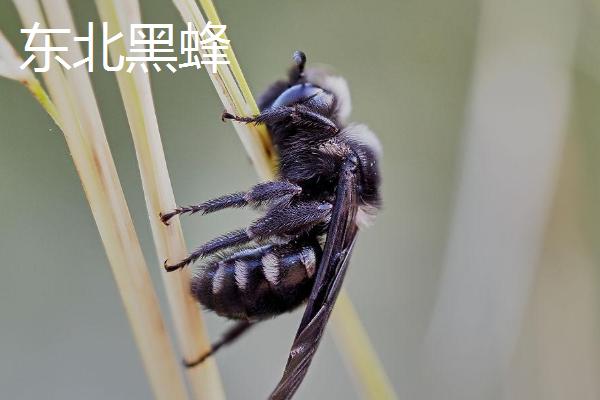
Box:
[299,248,316,278]
[262,253,280,285]
[233,247,261,257]
[356,204,378,228]
[304,67,352,123]
[212,262,227,294]
[271,235,293,245]
[318,140,347,158]
[234,260,249,291]
[341,123,383,159]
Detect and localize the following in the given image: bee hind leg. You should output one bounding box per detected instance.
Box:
[184,320,255,368]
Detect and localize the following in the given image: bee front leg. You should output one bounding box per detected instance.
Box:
[222,106,338,134]
[221,106,293,125]
[160,181,302,225]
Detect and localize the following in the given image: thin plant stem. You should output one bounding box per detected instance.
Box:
[197,0,257,110]
[0,31,60,126]
[331,291,398,399]
[11,1,189,398]
[22,78,60,126]
[172,0,276,180]
[95,1,225,398]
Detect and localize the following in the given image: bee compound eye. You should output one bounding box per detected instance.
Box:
[271,83,323,108]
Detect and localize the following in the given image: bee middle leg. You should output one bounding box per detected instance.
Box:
[164,200,332,271]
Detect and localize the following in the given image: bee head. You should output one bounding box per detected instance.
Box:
[268,52,340,118]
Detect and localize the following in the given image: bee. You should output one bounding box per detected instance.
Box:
[161,51,382,399]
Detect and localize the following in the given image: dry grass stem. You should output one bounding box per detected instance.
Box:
[95,0,225,398]
[0,31,60,125]
[11,1,189,398]
[331,291,398,399]
[172,0,275,180]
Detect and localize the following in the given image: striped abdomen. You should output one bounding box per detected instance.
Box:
[191,241,321,320]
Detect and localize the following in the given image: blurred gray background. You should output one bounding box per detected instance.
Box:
[1,0,599,399]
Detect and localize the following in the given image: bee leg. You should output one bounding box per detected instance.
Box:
[221,106,293,125]
[164,201,331,271]
[222,106,338,135]
[289,107,339,134]
[185,320,255,368]
[244,181,301,208]
[248,201,333,240]
[164,228,251,271]
[160,181,302,225]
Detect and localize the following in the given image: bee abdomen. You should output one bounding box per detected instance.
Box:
[191,242,321,320]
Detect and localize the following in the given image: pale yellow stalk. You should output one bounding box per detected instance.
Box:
[197,0,257,110]
[171,1,397,398]
[0,30,34,81]
[331,292,398,399]
[172,0,275,179]
[95,1,225,398]
[12,1,189,398]
[0,31,60,126]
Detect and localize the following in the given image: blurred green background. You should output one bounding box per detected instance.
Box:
[0,0,599,399]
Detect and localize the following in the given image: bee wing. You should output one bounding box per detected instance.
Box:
[269,160,359,400]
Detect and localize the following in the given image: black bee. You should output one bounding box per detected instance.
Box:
[161,51,382,399]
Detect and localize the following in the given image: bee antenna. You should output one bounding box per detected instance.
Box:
[293,50,307,76]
